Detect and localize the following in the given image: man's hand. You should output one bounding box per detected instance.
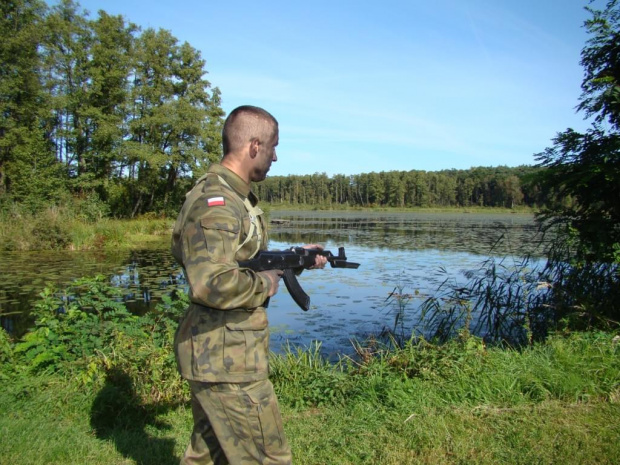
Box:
[302,244,328,269]
[258,269,284,296]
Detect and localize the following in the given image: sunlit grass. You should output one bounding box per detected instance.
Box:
[0,206,173,251]
[1,331,618,465]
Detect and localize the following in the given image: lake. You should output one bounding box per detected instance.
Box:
[0,211,544,357]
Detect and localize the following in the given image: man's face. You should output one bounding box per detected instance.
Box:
[251,128,278,182]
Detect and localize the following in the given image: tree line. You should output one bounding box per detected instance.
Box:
[254,165,543,209]
[1,0,224,217]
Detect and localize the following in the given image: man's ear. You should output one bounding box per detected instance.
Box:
[249,138,260,159]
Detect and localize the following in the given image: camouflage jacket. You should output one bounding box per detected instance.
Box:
[172,164,271,382]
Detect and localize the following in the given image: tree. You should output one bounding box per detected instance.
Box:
[534,0,620,330]
[85,10,137,198]
[498,175,523,208]
[578,0,620,129]
[43,0,93,183]
[536,0,620,264]
[0,0,67,208]
[119,28,223,216]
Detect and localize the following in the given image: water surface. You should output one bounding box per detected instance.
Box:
[1,211,543,356]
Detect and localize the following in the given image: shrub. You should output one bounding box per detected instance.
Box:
[13,277,189,404]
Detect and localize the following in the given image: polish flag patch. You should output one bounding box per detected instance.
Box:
[207,196,226,207]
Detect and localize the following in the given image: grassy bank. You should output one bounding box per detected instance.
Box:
[1,333,618,465]
[0,207,172,251]
[1,279,618,464]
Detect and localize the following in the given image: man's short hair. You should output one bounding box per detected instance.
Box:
[222,105,278,155]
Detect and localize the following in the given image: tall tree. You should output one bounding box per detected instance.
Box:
[86,10,136,197]
[43,0,93,184]
[123,28,223,216]
[0,0,65,207]
[532,0,620,331]
[536,0,620,263]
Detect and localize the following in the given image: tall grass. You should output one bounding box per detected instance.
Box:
[418,248,620,347]
[0,204,171,251]
[419,254,549,345]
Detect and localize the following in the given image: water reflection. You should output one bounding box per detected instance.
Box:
[1,212,544,356]
[268,211,543,257]
[0,247,188,337]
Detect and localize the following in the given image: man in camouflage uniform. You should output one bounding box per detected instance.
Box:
[172,105,326,465]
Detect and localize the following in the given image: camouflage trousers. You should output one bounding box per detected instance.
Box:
[180,379,292,465]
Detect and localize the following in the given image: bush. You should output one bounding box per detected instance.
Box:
[0,204,73,251]
[31,208,72,250]
[13,277,189,404]
[73,192,110,223]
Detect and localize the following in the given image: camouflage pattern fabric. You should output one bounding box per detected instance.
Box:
[172,163,271,383]
[181,379,292,465]
[173,163,291,463]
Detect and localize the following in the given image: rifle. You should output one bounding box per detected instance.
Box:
[238,247,360,311]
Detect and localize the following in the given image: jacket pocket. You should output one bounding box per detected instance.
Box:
[200,215,240,260]
[223,309,269,374]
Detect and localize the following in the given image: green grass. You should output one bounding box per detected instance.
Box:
[0,207,172,251]
[2,331,618,465]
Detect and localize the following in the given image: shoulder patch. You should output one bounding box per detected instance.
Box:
[207,196,225,207]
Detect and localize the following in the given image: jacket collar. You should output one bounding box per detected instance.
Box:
[208,163,259,205]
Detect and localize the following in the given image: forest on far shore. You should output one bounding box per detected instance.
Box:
[255,165,542,209]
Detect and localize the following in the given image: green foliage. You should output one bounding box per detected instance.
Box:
[532,0,620,331]
[535,0,620,265]
[0,0,54,199]
[12,276,189,403]
[544,248,620,331]
[72,192,110,223]
[579,0,620,129]
[96,291,189,404]
[536,128,620,264]
[1,0,224,218]
[0,202,172,250]
[14,276,133,372]
[355,331,620,408]
[0,328,15,380]
[420,254,550,345]
[419,246,618,344]
[31,208,73,250]
[254,166,541,209]
[270,329,620,414]
[0,204,73,251]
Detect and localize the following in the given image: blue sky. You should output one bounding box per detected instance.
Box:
[61,0,594,176]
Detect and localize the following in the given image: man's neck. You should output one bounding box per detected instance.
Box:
[220,156,249,184]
